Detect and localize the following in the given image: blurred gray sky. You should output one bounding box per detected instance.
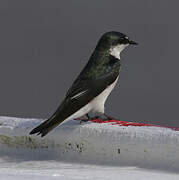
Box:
[0,0,178,126]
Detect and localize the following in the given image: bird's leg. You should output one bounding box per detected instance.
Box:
[80,113,117,123]
[103,113,114,120]
[103,113,120,120]
[90,112,114,120]
[86,113,90,120]
[80,113,91,124]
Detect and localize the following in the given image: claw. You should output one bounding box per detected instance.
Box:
[80,119,89,124]
[103,113,118,120]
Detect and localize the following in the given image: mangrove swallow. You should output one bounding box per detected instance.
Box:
[30,31,137,137]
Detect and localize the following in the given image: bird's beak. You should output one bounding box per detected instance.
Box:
[129,40,138,45]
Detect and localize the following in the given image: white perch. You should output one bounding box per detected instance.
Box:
[0,116,179,171]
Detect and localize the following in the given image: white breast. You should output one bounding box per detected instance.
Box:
[90,76,119,113]
[60,76,119,125]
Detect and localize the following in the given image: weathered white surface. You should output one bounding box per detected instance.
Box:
[0,160,179,180]
[0,116,179,173]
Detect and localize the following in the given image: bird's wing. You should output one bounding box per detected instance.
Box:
[29,71,119,137]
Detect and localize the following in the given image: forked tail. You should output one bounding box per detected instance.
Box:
[29,117,62,137]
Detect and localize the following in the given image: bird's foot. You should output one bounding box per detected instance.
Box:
[103,113,115,120]
[85,113,115,121]
[80,113,91,124]
[80,113,119,123]
[96,113,118,121]
[80,119,89,124]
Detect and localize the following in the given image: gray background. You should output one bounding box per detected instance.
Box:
[0,0,178,126]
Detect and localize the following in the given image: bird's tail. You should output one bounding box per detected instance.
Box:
[29,117,61,137]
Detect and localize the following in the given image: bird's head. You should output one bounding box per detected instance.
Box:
[96,31,137,59]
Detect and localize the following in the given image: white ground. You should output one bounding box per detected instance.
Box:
[0,159,179,180]
[0,116,179,179]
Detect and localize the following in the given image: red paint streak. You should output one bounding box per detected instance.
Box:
[90,119,179,131]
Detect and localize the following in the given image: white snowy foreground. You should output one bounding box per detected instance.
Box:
[0,116,179,179]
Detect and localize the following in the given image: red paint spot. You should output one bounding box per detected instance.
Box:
[90,119,179,131]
